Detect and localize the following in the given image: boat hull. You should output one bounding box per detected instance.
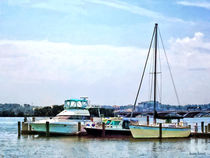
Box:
[129,125,191,138]
[30,122,81,135]
[85,127,131,136]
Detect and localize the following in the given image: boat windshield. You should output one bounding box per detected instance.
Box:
[64,99,88,109]
[55,115,90,120]
[106,120,111,125]
[110,121,121,126]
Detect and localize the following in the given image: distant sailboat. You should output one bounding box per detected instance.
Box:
[129,24,191,138]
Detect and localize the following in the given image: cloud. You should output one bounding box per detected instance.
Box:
[177,1,210,10]
[1,31,210,105]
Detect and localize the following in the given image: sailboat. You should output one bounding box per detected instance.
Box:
[129,24,191,138]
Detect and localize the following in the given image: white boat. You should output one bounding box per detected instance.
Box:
[129,24,191,138]
[30,97,90,135]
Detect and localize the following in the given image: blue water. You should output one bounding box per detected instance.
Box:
[0,117,209,158]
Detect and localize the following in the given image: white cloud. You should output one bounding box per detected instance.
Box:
[1,32,210,105]
[177,1,210,10]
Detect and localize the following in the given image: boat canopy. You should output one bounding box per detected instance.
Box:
[64,98,88,109]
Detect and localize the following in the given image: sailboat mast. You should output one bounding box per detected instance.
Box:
[153,23,158,124]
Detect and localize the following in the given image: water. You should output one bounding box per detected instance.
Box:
[0,117,209,158]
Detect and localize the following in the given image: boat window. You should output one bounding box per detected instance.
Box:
[106,120,111,125]
[55,115,90,120]
[77,101,82,107]
[110,121,120,125]
[68,115,90,120]
[70,101,77,107]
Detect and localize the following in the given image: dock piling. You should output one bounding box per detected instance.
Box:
[208,124,210,133]
[147,116,149,125]
[102,122,105,137]
[78,122,81,132]
[18,121,21,137]
[22,122,28,134]
[201,122,204,133]
[46,121,50,137]
[205,126,207,133]
[159,123,162,139]
[195,123,198,133]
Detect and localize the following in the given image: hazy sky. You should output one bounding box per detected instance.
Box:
[0,0,210,106]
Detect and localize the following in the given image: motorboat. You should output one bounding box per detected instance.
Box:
[30,97,90,135]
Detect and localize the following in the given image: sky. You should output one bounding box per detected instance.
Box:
[0,0,210,106]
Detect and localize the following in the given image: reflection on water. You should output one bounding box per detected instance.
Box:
[0,117,209,158]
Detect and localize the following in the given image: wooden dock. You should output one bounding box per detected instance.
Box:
[18,117,210,138]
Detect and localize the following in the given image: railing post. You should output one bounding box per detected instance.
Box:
[159,123,162,139]
[46,121,50,137]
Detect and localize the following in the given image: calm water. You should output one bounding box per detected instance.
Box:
[0,117,209,158]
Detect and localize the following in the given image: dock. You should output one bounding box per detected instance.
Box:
[18,117,210,138]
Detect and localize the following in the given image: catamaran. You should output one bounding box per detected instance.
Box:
[30,97,90,135]
[129,24,191,138]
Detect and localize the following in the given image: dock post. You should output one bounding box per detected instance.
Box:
[102,122,105,137]
[147,116,149,125]
[201,122,204,133]
[208,124,210,133]
[46,121,50,137]
[205,126,207,133]
[78,122,81,132]
[32,117,35,122]
[29,124,32,132]
[195,123,198,133]
[21,122,28,134]
[18,121,21,137]
[159,123,162,139]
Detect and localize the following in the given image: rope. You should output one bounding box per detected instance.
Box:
[158,28,181,105]
[131,27,155,117]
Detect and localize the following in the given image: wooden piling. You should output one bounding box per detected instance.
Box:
[208,124,210,133]
[147,116,149,125]
[159,123,162,139]
[201,122,204,133]
[18,121,21,137]
[22,122,28,134]
[78,122,81,132]
[102,122,105,137]
[46,121,50,137]
[205,126,207,133]
[29,124,32,132]
[195,123,198,133]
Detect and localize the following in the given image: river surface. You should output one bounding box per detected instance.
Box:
[0,117,209,158]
